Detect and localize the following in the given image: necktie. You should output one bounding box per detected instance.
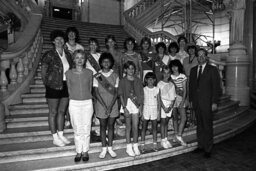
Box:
[197,65,202,83]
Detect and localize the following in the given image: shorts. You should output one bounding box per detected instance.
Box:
[174,95,186,108]
[120,98,139,114]
[161,99,173,118]
[45,81,69,99]
[143,105,157,120]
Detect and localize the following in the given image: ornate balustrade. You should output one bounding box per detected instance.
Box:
[123,0,177,44]
[0,0,43,132]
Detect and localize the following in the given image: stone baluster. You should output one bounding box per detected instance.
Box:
[23,52,29,75]
[0,60,10,93]
[218,64,225,94]
[9,61,18,86]
[0,102,6,132]
[28,50,33,70]
[17,57,24,83]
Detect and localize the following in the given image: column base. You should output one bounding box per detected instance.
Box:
[226,86,250,106]
[0,103,6,133]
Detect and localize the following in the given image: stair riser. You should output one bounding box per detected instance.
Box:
[9,108,49,115]
[22,98,46,104]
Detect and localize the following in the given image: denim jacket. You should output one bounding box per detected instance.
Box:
[41,49,73,90]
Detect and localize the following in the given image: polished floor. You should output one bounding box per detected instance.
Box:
[113,121,256,171]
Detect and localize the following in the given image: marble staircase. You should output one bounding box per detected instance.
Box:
[0,63,255,170]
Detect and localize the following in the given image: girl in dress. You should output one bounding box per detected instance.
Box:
[169,59,187,146]
[121,37,142,79]
[93,52,119,159]
[157,65,176,149]
[118,61,144,156]
[66,50,93,162]
[141,72,161,153]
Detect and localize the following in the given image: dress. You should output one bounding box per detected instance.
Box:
[143,86,159,120]
[157,81,176,118]
[171,73,187,108]
[93,70,119,119]
[154,55,170,82]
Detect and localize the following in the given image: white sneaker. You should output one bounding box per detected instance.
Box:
[165,140,173,148]
[99,147,107,159]
[59,135,71,145]
[133,143,141,156]
[53,137,65,147]
[108,146,117,158]
[176,135,187,146]
[126,144,135,157]
[161,139,169,149]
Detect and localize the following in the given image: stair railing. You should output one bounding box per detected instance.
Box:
[0,0,43,131]
[123,0,177,44]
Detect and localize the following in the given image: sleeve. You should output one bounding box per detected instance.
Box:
[93,78,98,87]
[41,51,51,84]
[115,76,120,88]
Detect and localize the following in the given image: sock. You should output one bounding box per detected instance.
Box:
[58,131,64,136]
[52,133,58,139]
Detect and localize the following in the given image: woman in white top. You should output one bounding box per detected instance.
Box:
[65,27,84,54]
[176,36,189,64]
[168,42,179,61]
[86,38,101,75]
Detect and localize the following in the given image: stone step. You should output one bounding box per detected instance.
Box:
[6,120,49,129]
[9,103,47,110]
[21,93,45,98]
[30,88,46,93]
[29,84,45,88]
[22,97,46,104]
[2,107,248,145]
[9,107,48,115]
[35,79,43,85]
[0,109,254,168]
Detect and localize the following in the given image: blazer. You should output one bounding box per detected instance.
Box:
[189,63,221,109]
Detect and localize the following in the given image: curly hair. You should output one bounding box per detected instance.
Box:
[50,30,65,42]
[66,27,80,42]
[98,52,115,69]
[168,42,179,53]
[155,42,167,54]
[88,37,100,52]
[140,37,151,50]
[105,35,118,49]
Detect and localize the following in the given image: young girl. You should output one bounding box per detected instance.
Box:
[93,52,119,159]
[118,61,144,156]
[139,37,155,80]
[157,65,176,149]
[66,49,93,162]
[168,42,179,61]
[121,37,142,79]
[169,59,187,146]
[154,42,171,82]
[141,72,160,153]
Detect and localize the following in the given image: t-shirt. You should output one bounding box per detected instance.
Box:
[171,73,187,90]
[93,69,119,88]
[143,87,159,106]
[176,50,189,64]
[157,81,176,102]
[65,42,84,54]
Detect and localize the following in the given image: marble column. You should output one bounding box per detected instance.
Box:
[226,0,250,106]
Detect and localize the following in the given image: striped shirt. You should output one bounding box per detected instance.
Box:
[171,73,187,90]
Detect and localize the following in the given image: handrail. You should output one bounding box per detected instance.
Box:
[0,0,43,132]
[123,0,177,44]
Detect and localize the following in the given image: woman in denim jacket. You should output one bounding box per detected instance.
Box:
[41,30,73,147]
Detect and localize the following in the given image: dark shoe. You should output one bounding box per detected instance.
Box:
[193,148,204,154]
[82,152,89,162]
[74,153,82,162]
[204,152,211,158]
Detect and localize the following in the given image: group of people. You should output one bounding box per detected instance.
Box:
[41,26,221,163]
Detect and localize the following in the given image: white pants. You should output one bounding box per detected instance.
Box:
[69,99,94,153]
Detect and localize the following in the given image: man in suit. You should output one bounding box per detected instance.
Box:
[189,48,221,158]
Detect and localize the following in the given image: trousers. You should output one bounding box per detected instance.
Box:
[69,99,94,153]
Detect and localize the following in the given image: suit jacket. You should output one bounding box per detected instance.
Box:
[189,63,221,109]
